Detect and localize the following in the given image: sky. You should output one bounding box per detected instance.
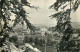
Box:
[23,0,80,26]
[24,0,57,26]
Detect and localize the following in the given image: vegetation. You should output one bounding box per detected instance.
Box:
[0,0,80,52]
[0,0,36,47]
[50,0,80,51]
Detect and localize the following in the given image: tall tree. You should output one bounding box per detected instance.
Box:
[50,0,80,51]
[0,0,35,47]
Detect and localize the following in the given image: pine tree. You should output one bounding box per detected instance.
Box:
[50,0,80,51]
[0,0,35,47]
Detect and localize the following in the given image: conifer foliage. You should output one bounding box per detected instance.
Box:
[0,0,34,47]
[50,0,80,51]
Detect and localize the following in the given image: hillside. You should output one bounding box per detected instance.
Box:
[71,22,80,28]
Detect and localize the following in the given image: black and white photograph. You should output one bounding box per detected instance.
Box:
[0,0,80,52]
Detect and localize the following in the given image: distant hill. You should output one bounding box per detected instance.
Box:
[71,22,80,28]
[12,22,80,30]
[34,22,80,29]
[34,24,55,28]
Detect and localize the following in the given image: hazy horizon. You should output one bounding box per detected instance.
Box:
[25,0,80,25]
